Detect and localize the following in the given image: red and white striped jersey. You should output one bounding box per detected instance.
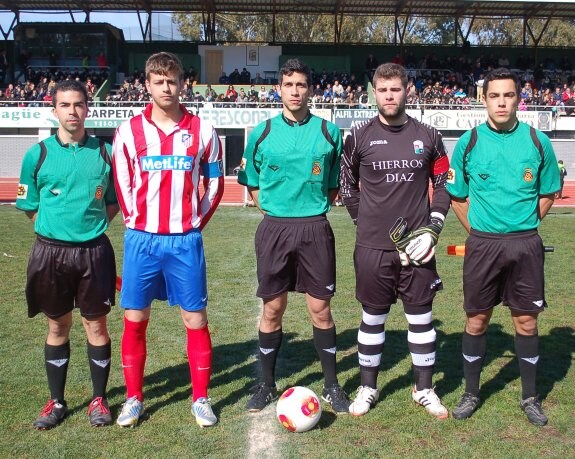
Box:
[113,104,224,234]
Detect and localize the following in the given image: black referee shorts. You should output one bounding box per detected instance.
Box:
[463,229,546,314]
[255,215,336,300]
[26,234,116,319]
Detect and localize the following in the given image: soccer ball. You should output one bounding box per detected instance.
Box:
[276,386,322,433]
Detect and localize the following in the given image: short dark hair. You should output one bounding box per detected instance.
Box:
[52,79,88,106]
[372,63,408,89]
[279,58,312,87]
[145,52,184,81]
[483,67,521,95]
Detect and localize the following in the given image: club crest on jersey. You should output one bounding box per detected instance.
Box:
[413,140,424,155]
[239,158,246,171]
[16,183,28,199]
[447,168,455,184]
[182,133,194,148]
[523,168,534,182]
[95,185,103,200]
[312,161,322,175]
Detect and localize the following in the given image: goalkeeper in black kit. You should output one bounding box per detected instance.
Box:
[340,63,451,418]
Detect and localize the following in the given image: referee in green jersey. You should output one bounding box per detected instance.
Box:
[238,58,350,414]
[447,68,560,426]
[16,80,119,429]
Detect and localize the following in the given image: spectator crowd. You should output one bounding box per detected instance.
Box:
[3,51,575,115]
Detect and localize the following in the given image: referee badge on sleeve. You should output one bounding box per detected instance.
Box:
[447,168,455,184]
[17,183,28,199]
[95,185,103,200]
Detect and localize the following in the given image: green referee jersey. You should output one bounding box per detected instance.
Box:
[447,121,560,233]
[238,112,342,217]
[16,134,117,242]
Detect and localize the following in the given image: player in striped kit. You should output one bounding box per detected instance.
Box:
[340,63,450,419]
[113,52,224,427]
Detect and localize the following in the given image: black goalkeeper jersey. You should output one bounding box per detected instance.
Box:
[340,115,451,250]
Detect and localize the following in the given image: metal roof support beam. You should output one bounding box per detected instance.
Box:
[334,11,343,44]
[455,15,476,47]
[0,12,18,40]
[136,9,152,42]
[393,15,409,47]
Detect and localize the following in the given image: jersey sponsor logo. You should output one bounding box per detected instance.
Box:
[447,168,455,184]
[479,173,490,180]
[95,185,103,200]
[413,140,424,154]
[181,133,194,148]
[91,358,111,368]
[16,183,28,199]
[47,359,68,367]
[523,168,534,182]
[372,159,423,171]
[140,155,193,172]
[312,161,322,175]
[369,139,388,146]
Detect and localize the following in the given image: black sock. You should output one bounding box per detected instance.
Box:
[515,333,539,400]
[45,341,70,402]
[259,329,282,386]
[462,331,486,396]
[313,326,338,387]
[87,340,112,399]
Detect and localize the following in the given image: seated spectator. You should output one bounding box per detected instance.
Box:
[97,52,107,68]
[258,85,267,100]
[253,73,264,85]
[229,68,241,84]
[225,85,238,102]
[236,88,249,106]
[219,72,229,84]
[240,68,251,84]
[332,80,344,98]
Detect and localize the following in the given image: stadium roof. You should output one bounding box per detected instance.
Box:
[2,1,575,18]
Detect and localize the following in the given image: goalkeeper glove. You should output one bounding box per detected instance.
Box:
[403,213,445,265]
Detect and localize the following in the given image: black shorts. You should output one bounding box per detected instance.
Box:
[255,215,336,299]
[463,229,546,314]
[354,245,443,309]
[26,234,116,319]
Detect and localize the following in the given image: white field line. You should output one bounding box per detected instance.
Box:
[247,298,281,459]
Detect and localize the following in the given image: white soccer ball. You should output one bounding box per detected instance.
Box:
[276,386,322,433]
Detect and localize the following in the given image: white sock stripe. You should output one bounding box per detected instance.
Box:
[358,352,382,367]
[407,329,436,345]
[362,311,388,326]
[410,352,436,366]
[358,330,386,346]
[521,356,539,365]
[405,311,432,325]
